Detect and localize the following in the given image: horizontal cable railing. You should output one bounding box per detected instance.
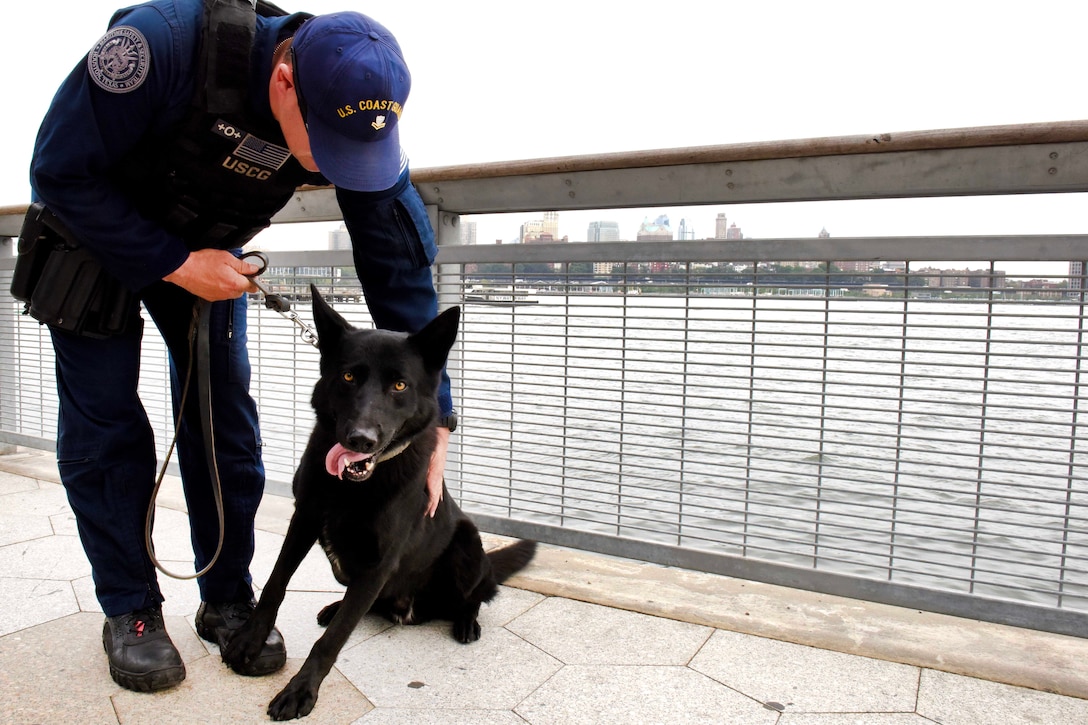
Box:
[3,121,1088,638]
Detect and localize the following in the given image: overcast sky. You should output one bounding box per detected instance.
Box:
[6,1,1086,273]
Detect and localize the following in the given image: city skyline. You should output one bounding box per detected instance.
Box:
[315,214,1077,285]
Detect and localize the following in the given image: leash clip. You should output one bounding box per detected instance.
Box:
[240,250,320,348]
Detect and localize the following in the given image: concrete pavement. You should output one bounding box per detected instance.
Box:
[1,447,1086,724]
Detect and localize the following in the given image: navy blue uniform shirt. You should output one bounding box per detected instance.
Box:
[29,0,451,414]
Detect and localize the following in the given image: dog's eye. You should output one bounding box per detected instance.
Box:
[392,381,407,392]
[342,371,354,383]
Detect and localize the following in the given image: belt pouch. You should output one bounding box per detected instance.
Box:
[10,203,139,338]
[10,202,55,305]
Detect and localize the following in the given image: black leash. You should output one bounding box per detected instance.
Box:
[144,251,318,579]
[145,300,226,580]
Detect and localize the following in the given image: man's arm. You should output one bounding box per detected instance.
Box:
[29,4,196,290]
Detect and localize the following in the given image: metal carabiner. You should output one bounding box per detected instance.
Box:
[239,250,320,348]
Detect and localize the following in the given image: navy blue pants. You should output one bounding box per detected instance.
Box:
[51,281,262,617]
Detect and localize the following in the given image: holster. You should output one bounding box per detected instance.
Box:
[10,202,141,339]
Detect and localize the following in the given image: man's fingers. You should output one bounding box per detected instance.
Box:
[234,258,261,276]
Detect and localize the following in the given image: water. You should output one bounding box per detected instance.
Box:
[429,294,1088,611]
[15,292,1081,611]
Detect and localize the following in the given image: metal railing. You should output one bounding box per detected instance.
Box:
[3,121,1088,638]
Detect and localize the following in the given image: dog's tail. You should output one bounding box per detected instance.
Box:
[488,540,537,583]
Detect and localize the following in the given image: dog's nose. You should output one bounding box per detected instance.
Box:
[346,428,380,453]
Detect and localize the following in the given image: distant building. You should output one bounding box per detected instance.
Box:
[715,213,728,239]
[586,222,621,275]
[725,222,742,240]
[637,215,673,242]
[836,260,877,273]
[543,211,559,240]
[460,220,477,245]
[521,211,561,244]
[328,224,351,250]
[519,219,543,243]
[818,227,830,238]
[1071,261,1085,294]
[587,221,621,242]
[637,216,673,274]
[917,267,1007,289]
[677,218,695,240]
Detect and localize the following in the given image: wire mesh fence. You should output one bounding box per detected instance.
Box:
[3,248,1087,635]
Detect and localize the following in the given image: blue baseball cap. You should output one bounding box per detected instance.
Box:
[291,13,410,192]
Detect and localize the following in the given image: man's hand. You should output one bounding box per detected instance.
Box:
[425,426,450,517]
[164,249,259,301]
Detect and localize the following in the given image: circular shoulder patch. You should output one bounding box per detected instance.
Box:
[87,26,150,93]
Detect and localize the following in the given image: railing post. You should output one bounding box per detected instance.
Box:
[430,206,463,494]
[0,235,18,454]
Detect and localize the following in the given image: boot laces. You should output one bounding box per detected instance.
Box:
[122,608,163,637]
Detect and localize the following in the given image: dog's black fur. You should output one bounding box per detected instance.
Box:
[223,286,536,720]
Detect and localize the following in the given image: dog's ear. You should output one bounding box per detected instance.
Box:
[310,284,352,352]
[410,306,460,373]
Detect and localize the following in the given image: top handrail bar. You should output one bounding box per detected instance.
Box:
[3,120,1087,236]
[410,120,1088,182]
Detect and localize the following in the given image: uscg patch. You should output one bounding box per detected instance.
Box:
[213,120,292,172]
[87,26,149,93]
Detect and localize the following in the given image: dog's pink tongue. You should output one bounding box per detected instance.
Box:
[325,443,368,479]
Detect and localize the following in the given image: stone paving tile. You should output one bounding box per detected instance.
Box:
[334,623,563,710]
[916,668,1088,725]
[261,590,395,663]
[111,656,372,725]
[0,452,63,483]
[353,708,527,724]
[273,541,344,593]
[506,595,713,665]
[0,613,121,725]
[689,629,920,714]
[476,584,546,628]
[0,576,78,637]
[0,510,54,547]
[48,508,79,536]
[1,483,70,518]
[0,470,41,496]
[778,715,933,724]
[0,533,92,581]
[514,664,780,725]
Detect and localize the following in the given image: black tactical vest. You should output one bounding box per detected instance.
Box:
[112,0,317,250]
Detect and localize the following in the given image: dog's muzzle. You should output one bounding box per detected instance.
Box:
[325,441,412,482]
[326,443,377,481]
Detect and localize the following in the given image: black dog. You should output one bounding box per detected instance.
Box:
[223,286,536,720]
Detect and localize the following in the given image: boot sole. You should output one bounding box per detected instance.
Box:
[107,661,187,692]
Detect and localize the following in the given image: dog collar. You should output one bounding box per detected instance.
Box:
[376,440,411,463]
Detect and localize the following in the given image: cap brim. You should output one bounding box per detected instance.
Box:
[308,116,404,192]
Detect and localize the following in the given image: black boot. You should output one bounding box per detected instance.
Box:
[102,607,186,692]
[195,600,286,676]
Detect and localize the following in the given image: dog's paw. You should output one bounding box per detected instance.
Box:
[268,678,318,721]
[452,618,481,644]
[316,600,341,627]
[221,622,269,673]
